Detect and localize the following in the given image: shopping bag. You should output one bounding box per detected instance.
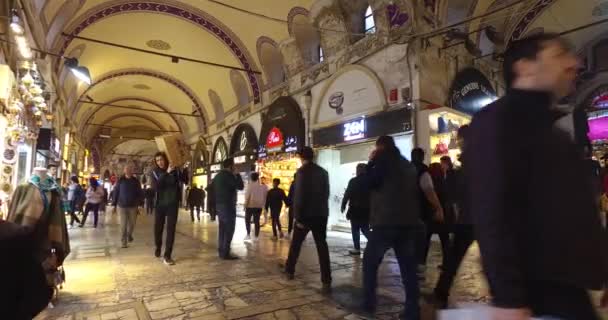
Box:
[439,306,542,320]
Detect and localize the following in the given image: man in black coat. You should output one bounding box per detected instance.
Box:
[187,184,206,222]
[467,33,608,319]
[341,163,370,255]
[284,147,331,292]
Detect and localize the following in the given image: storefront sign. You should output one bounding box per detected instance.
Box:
[194,167,208,175]
[234,155,247,164]
[448,68,496,115]
[210,164,221,172]
[313,108,412,148]
[284,136,298,153]
[266,127,284,152]
[343,118,366,141]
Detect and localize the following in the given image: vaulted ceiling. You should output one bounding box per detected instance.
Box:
[34,0,315,156]
[31,0,608,157]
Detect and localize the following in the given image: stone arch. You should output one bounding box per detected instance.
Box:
[310,0,350,58]
[54,0,263,104]
[256,37,286,88]
[508,0,557,43]
[46,0,86,48]
[288,8,322,64]
[71,69,208,131]
[79,97,184,135]
[230,70,251,107]
[208,89,225,122]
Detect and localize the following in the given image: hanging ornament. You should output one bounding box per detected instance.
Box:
[29,84,42,95]
[9,101,23,113]
[45,114,54,121]
[21,72,34,86]
[32,96,44,105]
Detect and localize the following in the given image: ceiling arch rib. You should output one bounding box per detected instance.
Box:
[72,69,207,131]
[87,113,168,142]
[79,97,184,135]
[54,1,263,104]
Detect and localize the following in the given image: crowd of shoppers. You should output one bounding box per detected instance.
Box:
[8,32,608,320]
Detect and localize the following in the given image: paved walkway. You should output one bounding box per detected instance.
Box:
[36,210,605,320]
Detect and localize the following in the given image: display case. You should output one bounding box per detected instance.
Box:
[417,106,471,165]
[257,154,301,191]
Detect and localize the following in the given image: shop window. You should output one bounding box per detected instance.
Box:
[364,6,376,34]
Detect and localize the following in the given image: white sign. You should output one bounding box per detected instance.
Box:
[343,118,366,142]
[234,155,247,164]
[210,164,221,172]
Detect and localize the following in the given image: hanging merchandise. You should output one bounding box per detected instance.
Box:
[417,107,472,165]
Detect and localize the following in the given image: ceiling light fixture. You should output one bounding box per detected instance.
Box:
[15,35,32,59]
[63,57,92,84]
[10,10,24,35]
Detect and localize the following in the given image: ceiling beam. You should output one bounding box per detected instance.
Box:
[78,100,202,118]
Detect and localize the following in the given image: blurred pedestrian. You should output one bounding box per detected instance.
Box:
[66,176,84,227]
[80,177,105,228]
[144,187,155,215]
[206,183,217,221]
[244,172,267,240]
[362,136,423,320]
[113,164,143,248]
[285,174,296,239]
[150,152,182,265]
[210,158,244,260]
[429,126,474,309]
[411,148,445,280]
[341,163,370,255]
[467,33,608,319]
[284,147,331,293]
[423,162,451,269]
[266,178,288,240]
[187,184,206,222]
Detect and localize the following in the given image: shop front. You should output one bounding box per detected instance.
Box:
[35,128,60,169]
[313,108,414,230]
[417,67,497,165]
[257,97,305,193]
[192,137,210,190]
[229,123,259,216]
[210,136,228,180]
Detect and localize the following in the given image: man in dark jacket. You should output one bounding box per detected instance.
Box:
[430,126,474,308]
[206,184,216,221]
[341,163,370,255]
[112,164,143,248]
[467,33,608,319]
[284,147,331,292]
[187,184,206,222]
[266,178,288,240]
[210,158,244,260]
[150,152,182,265]
[362,136,422,319]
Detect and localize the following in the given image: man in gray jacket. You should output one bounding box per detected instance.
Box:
[363,136,422,320]
[112,164,143,248]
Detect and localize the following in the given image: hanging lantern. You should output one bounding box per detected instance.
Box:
[9,101,23,113]
[45,114,54,121]
[21,72,34,86]
[32,96,44,105]
[29,85,42,95]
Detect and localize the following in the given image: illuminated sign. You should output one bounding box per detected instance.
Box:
[266,127,284,152]
[210,164,221,172]
[195,167,207,175]
[234,155,247,164]
[343,118,366,141]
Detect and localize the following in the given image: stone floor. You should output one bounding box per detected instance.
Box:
[36,209,606,320]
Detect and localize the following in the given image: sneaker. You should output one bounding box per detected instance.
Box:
[154,248,161,258]
[163,257,176,265]
[244,235,251,241]
[349,249,361,255]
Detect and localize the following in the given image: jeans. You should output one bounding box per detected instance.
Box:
[287,207,294,234]
[528,281,600,320]
[68,200,81,226]
[285,217,332,284]
[270,208,283,237]
[363,226,420,320]
[118,206,138,245]
[154,205,178,259]
[217,205,237,258]
[190,205,201,221]
[245,208,262,237]
[419,221,450,267]
[81,203,100,227]
[350,220,370,251]
[434,225,474,301]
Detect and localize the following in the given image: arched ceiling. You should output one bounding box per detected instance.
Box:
[41,0,315,155]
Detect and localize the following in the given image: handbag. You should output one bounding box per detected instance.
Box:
[437,116,448,134]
